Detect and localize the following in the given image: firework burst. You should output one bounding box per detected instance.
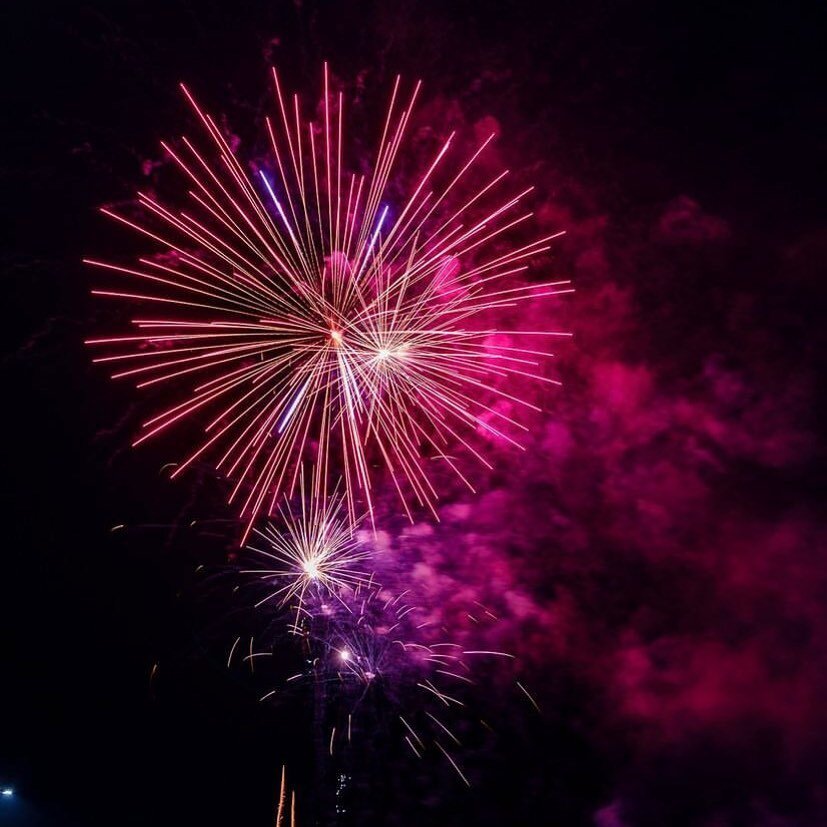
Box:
[242,470,371,609]
[86,65,571,540]
[284,581,514,786]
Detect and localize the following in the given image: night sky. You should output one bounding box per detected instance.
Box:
[2,2,826,825]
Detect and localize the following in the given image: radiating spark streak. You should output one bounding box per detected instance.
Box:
[417,681,464,707]
[435,669,475,684]
[435,741,471,787]
[426,712,461,745]
[462,650,516,659]
[353,205,389,279]
[399,716,425,749]
[277,377,311,434]
[88,67,569,538]
[473,601,499,620]
[227,635,241,668]
[517,680,542,713]
[259,171,305,259]
[404,735,422,758]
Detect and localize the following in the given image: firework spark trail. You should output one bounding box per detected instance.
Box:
[274,766,296,827]
[87,64,571,542]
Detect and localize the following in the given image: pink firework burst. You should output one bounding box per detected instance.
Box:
[86,65,571,541]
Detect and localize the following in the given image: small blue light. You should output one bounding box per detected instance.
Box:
[1,788,13,797]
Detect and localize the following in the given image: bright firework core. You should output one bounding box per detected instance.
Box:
[301,556,321,580]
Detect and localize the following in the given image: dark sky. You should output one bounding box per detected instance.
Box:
[1,2,826,825]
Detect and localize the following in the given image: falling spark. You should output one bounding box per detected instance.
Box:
[435,741,471,787]
[516,680,542,713]
[404,735,422,759]
[227,635,241,667]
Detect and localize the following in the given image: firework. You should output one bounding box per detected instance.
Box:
[285,581,514,786]
[242,469,371,609]
[86,65,571,541]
